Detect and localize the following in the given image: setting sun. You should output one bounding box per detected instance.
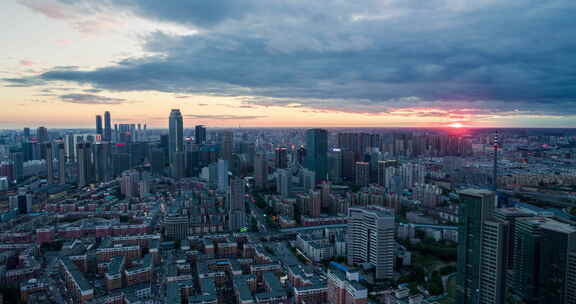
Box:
[449,122,464,128]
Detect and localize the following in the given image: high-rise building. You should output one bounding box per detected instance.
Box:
[9,150,24,182]
[220,131,233,162]
[93,143,111,182]
[169,109,184,177]
[195,125,206,145]
[275,147,288,169]
[96,115,103,136]
[58,142,66,184]
[347,206,395,280]
[456,189,507,304]
[36,126,48,142]
[305,129,328,183]
[23,127,30,140]
[254,153,268,190]
[229,177,246,231]
[77,143,93,187]
[276,168,291,198]
[512,216,576,304]
[45,143,55,184]
[217,159,229,192]
[104,111,112,141]
[354,162,369,187]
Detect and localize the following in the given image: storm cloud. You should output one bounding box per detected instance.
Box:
[22,0,576,116]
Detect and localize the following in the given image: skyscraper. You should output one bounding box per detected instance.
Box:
[305,129,328,183]
[229,177,246,231]
[23,127,30,140]
[169,109,184,177]
[195,125,206,145]
[217,159,229,192]
[36,126,48,142]
[254,153,268,190]
[77,143,93,187]
[9,150,23,182]
[104,111,112,142]
[276,168,291,198]
[274,147,288,169]
[220,131,233,162]
[58,142,66,184]
[456,189,507,304]
[45,143,55,184]
[347,206,395,280]
[512,216,576,304]
[96,115,103,136]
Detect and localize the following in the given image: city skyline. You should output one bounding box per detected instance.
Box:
[1,0,576,129]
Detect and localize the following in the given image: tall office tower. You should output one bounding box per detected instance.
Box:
[229,177,246,231]
[220,131,233,162]
[456,189,507,304]
[9,151,24,182]
[512,217,576,304]
[104,111,112,141]
[195,125,206,145]
[328,148,342,183]
[478,218,508,304]
[494,207,535,287]
[64,134,75,163]
[23,127,31,140]
[169,109,184,167]
[114,124,118,142]
[217,159,229,192]
[354,162,370,187]
[274,147,288,169]
[96,115,103,136]
[45,143,55,184]
[347,206,395,280]
[129,124,136,142]
[276,168,291,198]
[77,143,93,187]
[93,143,111,182]
[137,123,141,141]
[36,126,49,142]
[305,128,328,183]
[58,143,66,184]
[254,153,268,190]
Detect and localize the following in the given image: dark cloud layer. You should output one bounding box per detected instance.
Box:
[59,93,127,105]
[22,0,576,116]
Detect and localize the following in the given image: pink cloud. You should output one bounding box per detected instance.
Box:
[19,0,76,20]
[19,59,36,66]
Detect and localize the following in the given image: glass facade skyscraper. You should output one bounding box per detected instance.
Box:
[304,128,328,184]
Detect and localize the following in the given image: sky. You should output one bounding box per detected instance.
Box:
[1,0,575,129]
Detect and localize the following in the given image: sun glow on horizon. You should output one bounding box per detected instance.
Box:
[449,122,464,128]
